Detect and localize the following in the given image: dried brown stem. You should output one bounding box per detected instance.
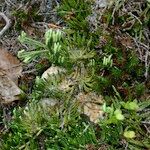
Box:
[0,12,11,37]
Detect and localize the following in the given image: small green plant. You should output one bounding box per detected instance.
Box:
[99,97,150,149]
[18,29,99,94]
[57,0,92,32]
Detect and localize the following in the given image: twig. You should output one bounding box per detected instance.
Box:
[127,34,150,79]
[128,12,142,25]
[22,69,37,74]
[144,50,150,79]
[125,142,128,150]
[0,12,11,37]
[144,124,150,134]
[133,38,143,61]
[141,121,150,125]
[5,0,16,7]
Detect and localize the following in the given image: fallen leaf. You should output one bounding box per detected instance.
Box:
[0,48,22,104]
[21,24,36,36]
[115,33,134,49]
[48,23,62,29]
[0,48,22,83]
[0,69,22,104]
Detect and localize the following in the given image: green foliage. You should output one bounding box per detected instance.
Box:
[96,36,146,97]
[18,29,99,94]
[12,2,42,30]
[4,28,148,149]
[124,130,136,139]
[0,101,98,150]
[57,0,92,32]
[0,1,150,149]
[99,97,150,149]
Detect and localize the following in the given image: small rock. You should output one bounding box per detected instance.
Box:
[41,65,66,79]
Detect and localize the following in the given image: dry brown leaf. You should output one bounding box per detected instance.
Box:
[0,48,22,83]
[0,69,22,104]
[118,36,133,49]
[48,23,62,29]
[0,48,22,104]
[22,24,36,36]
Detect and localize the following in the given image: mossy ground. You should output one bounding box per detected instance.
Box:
[0,0,150,149]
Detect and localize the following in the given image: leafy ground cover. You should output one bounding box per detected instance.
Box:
[0,0,150,149]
